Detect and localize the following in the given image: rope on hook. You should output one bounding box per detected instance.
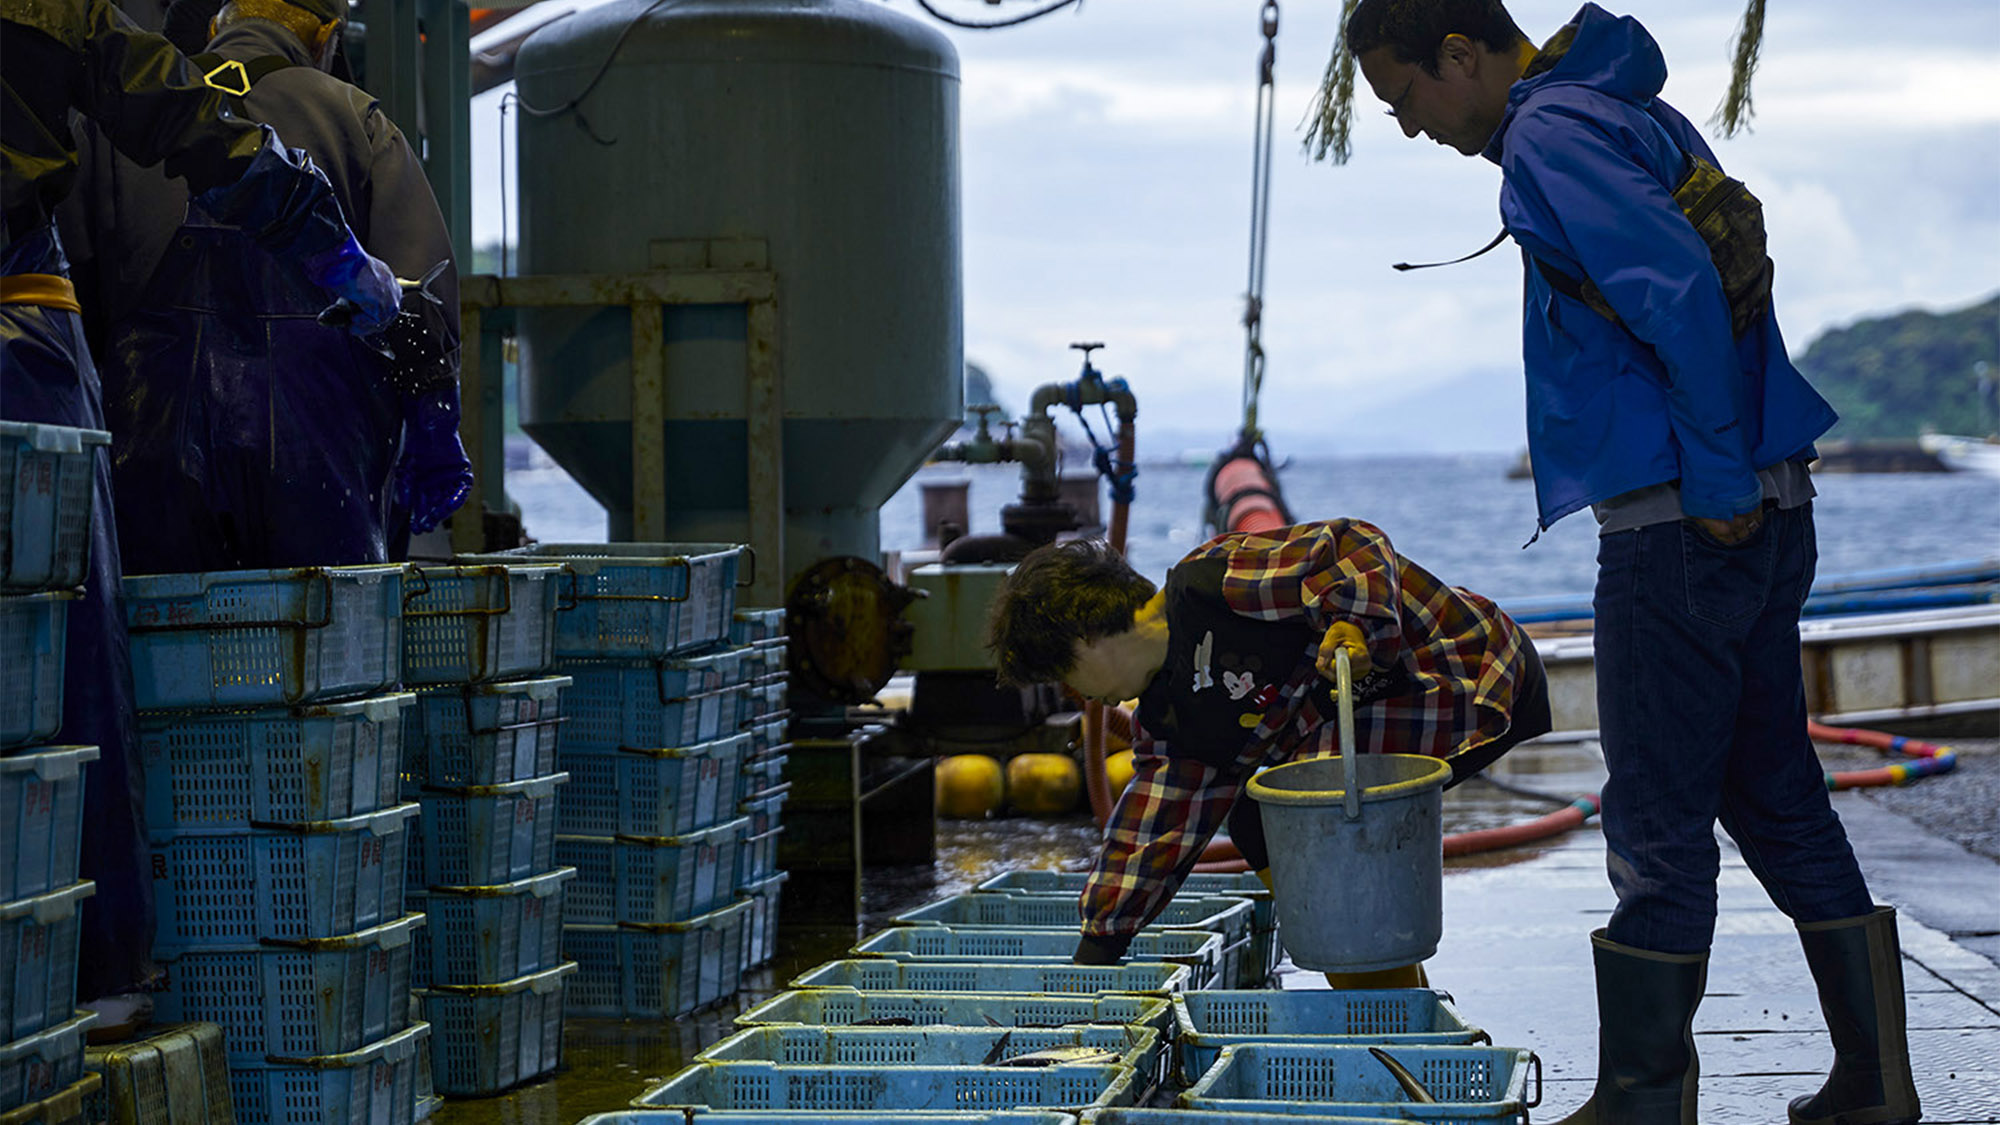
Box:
[1711,0,1767,137]
[1241,0,1281,438]
[1302,0,1364,165]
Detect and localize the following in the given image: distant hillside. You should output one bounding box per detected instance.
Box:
[1797,293,1999,439]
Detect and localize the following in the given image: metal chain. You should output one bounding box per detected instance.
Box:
[1240,0,1279,438]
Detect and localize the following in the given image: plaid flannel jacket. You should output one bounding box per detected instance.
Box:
[1080,519,1533,942]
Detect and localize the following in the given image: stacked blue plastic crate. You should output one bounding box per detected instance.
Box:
[397,562,576,1099]
[467,543,759,1019]
[1,421,113,1121]
[729,607,789,969]
[120,561,432,1125]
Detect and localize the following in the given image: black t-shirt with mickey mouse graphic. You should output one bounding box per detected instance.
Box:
[1133,556,1411,773]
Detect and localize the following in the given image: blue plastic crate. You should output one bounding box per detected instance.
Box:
[0,593,73,749]
[228,1021,431,1125]
[123,565,403,711]
[736,784,787,885]
[0,747,95,901]
[0,882,91,1042]
[409,773,565,889]
[558,731,750,837]
[1,1072,100,1125]
[978,870,1278,987]
[561,659,751,749]
[745,716,788,758]
[401,564,562,685]
[735,989,1176,1052]
[698,1022,1156,1074]
[562,898,751,1018]
[0,1011,96,1113]
[415,961,575,1097]
[728,608,785,645]
[736,675,787,728]
[894,895,1255,985]
[154,913,422,1065]
[410,867,575,987]
[401,676,569,789]
[741,749,787,794]
[0,422,104,594]
[141,693,414,829]
[853,927,1227,991]
[580,1104,1080,1112]
[1173,991,1488,1085]
[1178,1044,1540,1123]
[792,960,1190,996]
[634,1058,1137,1113]
[556,816,746,925]
[470,543,745,658]
[150,803,416,944]
[1082,1110,1420,1125]
[580,1113,1072,1125]
[736,870,787,969]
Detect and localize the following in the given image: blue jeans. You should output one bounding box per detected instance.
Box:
[1594,502,1873,954]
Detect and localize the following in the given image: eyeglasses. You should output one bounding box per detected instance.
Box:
[1384,76,1416,121]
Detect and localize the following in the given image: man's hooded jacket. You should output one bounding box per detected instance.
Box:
[1484,3,1837,527]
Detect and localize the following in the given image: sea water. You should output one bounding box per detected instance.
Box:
[504,452,2000,600]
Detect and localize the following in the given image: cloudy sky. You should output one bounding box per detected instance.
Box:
[471,0,2000,455]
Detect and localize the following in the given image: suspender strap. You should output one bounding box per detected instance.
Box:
[193,53,299,97]
[1392,228,1511,272]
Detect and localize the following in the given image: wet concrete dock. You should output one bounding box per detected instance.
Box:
[434,735,2000,1124]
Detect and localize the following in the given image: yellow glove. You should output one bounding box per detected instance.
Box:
[1316,620,1372,681]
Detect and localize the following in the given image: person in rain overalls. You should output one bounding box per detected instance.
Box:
[1,0,401,1039]
[985,520,1551,986]
[60,0,472,571]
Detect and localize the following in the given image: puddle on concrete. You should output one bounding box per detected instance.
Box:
[431,742,1609,1121]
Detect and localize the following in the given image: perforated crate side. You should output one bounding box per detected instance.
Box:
[695,1023,1159,1080]
[226,1021,430,1125]
[1177,1043,1536,1122]
[0,1011,97,1112]
[736,785,788,885]
[556,732,749,837]
[411,867,575,987]
[153,914,422,1065]
[0,882,91,1041]
[0,422,104,594]
[141,694,414,829]
[401,565,562,686]
[1172,989,1487,1085]
[894,893,1253,949]
[727,608,785,645]
[0,593,71,749]
[554,816,745,926]
[123,566,403,711]
[736,870,787,968]
[561,662,747,750]
[149,804,417,944]
[732,989,1174,1048]
[980,869,1277,984]
[412,774,564,888]
[0,747,96,901]
[403,677,569,789]
[561,898,750,1018]
[632,1059,1137,1112]
[416,962,575,1097]
[790,959,1189,996]
[465,543,743,658]
[851,926,1225,990]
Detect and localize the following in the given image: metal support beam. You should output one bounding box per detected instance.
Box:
[364,0,423,163]
[416,0,473,265]
[629,302,668,542]
[745,297,784,607]
[451,304,485,556]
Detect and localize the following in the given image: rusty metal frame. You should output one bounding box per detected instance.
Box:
[455,270,785,606]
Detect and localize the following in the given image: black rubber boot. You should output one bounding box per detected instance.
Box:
[1552,930,1707,1124]
[1789,906,1921,1125]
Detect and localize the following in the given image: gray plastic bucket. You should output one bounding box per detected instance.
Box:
[1246,650,1449,972]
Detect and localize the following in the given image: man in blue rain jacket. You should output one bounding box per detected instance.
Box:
[1343,3,1916,1123]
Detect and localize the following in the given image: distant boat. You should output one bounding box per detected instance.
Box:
[1919,434,2000,476]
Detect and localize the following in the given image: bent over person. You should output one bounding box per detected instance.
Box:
[1342,1,1917,1122]
[986,520,1550,987]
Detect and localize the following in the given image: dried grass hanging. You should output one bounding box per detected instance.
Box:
[1711,0,1767,137]
[1302,0,1364,164]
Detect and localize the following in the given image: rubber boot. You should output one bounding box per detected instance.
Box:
[1789,907,1920,1125]
[1552,930,1707,1124]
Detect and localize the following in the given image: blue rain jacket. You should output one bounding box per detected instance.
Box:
[1483,4,1837,526]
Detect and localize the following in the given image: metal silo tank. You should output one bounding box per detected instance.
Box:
[512,0,963,596]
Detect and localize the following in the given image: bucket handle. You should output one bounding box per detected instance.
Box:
[1525,1050,1543,1112]
[1336,647,1360,821]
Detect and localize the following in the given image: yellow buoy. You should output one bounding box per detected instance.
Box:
[1007,753,1082,816]
[1104,749,1137,795]
[936,754,1006,819]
